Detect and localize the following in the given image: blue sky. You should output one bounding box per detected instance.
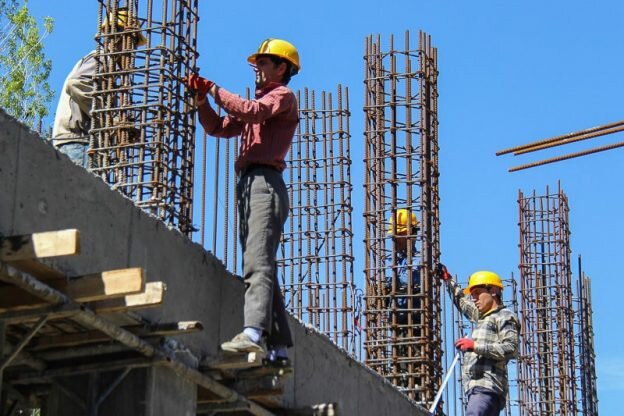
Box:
[29,0,623,413]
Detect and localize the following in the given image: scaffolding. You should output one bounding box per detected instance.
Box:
[517,184,578,415]
[362,30,442,405]
[90,0,199,235]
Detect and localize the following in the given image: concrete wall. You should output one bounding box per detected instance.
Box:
[0,109,429,415]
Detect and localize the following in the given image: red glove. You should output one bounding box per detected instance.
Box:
[184,74,215,101]
[436,263,451,281]
[455,337,475,352]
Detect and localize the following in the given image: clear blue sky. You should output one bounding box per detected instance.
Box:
[30,0,622,413]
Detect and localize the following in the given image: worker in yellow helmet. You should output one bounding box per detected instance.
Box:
[51,7,145,167]
[385,209,421,360]
[184,39,300,370]
[436,265,520,415]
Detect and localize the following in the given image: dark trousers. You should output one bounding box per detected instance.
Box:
[465,387,504,416]
[238,166,292,348]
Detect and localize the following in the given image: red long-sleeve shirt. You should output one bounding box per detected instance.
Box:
[197,82,298,174]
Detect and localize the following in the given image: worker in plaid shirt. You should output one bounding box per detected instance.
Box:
[437,265,520,416]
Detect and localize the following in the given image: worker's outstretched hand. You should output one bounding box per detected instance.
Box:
[436,263,451,281]
[183,74,215,102]
[455,337,475,352]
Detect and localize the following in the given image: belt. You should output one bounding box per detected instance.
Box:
[239,164,281,177]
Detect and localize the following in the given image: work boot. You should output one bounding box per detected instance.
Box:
[221,332,266,354]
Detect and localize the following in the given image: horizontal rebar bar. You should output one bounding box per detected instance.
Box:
[496,119,624,155]
[509,140,624,172]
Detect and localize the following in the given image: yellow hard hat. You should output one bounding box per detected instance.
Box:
[464,271,504,295]
[247,38,301,74]
[101,8,147,47]
[388,209,418,235]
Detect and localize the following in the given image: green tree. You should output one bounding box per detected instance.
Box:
[0,0,54,130]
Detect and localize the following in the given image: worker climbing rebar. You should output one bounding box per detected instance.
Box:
[436,265,520,416]
[51,7,145,168]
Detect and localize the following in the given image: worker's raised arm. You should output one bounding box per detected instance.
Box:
[212,84,296,124]
[436,263,480,322]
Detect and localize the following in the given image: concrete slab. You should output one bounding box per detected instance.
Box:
[0,112,430,416]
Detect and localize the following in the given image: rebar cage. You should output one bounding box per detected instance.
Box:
[277,86,359,356]
[91,0,199,235]
[517,184,578,415]
[362,30,442,405]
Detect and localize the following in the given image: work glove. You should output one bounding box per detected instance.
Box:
[183,74,215,102]
[436,263,451,281]
[455,337,475,352]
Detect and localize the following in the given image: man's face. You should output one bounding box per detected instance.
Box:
[469,285,497,314]
[253,56,285,88]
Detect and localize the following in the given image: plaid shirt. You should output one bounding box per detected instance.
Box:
[446,278,520,397]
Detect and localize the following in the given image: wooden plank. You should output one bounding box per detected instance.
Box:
[0,229,80,261]
[31,319,203,351]
[0,268,145,311]
[93,281,164,313]
[203,351,265,371]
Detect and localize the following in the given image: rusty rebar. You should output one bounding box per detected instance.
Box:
[509,140,624,172]
[517,184,578,415]
[276,86,357,356]
[497,120,624,156]
[92,0,199,235]
[362,30,442,406]
[575,257,598,416]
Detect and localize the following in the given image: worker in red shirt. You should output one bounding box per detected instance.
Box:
[185,39,300,368]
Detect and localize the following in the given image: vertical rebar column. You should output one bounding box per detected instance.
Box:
[92,0,199,235]
[276,86,358,356]
[517,184,578,415]
[363,30,442,405]
[575,258,599,416]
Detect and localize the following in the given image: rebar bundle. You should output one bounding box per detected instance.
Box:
[91,0,199,235]
[517,184,578,415]
[575,259,599,416]
[277,86,358,356]
[362,31,442,405]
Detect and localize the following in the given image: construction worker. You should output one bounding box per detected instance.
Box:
[185,38,300,368]
[51,8,145,167]
[437,265,520,416]
[386,209,420,328]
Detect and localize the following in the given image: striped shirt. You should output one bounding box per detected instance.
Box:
[197,82,298,174]
[446,278,520,398]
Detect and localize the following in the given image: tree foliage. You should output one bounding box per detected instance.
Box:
[0,0,54,130]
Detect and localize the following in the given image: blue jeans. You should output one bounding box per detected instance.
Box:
[237,166,292,348]
[57,142,88,168]
[465,387,504,416]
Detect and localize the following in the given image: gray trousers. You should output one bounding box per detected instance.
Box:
[238,166,293,348]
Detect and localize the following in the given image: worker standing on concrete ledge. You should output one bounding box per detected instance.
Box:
[436,266,520,416]
[185,38,300,369]
[51,7,145,168]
